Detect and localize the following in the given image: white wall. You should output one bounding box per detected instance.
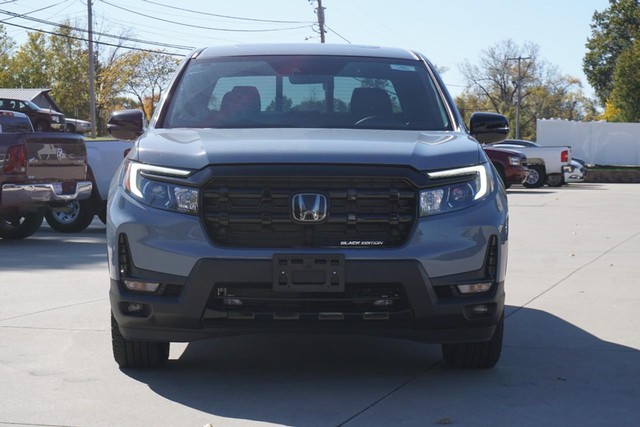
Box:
[537,119,640,166]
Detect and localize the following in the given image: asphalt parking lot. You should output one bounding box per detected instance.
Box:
[1,183,639,427]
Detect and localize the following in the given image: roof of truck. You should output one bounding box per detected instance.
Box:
[196,44,421,61]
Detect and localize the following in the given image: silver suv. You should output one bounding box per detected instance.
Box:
[106,44,510,369]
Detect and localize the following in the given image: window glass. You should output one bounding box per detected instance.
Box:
[163,55,452,131]
[0,114,34,132]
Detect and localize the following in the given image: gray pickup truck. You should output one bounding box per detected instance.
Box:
[0,110,91,239]
[106,44,510,369]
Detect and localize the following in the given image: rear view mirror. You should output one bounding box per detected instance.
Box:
[469,112,509,144]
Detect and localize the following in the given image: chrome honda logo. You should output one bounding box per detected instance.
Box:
[292,193,328,223]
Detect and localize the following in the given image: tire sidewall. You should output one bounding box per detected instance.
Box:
[0,211,44,239]
[523,165,546,188]
[45,199,95,233]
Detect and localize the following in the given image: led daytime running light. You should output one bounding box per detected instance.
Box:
[427,164,489,200]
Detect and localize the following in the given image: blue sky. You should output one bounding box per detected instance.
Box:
[1,0,610,99]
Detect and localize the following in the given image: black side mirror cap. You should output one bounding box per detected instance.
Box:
[107,109,146,141]
[469,112,509,144]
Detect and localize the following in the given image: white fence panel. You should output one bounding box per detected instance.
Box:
[537,119,640,166]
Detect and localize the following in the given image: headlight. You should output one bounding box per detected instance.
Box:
[52,116,60,123]
[508,156,521,166]
[123,160,198,214]
[419,163,493,216]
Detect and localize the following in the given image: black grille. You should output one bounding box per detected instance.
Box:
[118,234,132,277]
[202,175,417,248]
[208,283,412,321]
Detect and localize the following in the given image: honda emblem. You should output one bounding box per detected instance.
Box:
[292,193,328,223]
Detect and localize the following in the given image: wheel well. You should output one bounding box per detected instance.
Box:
[527,159,545,168]
[85,164,103,212]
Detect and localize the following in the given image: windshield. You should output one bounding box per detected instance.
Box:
[23,100,41,111]
[162,55,452,131]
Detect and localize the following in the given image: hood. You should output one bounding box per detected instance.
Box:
[35,107,64,117]
[135,128,483,172]
[484,146,526,158]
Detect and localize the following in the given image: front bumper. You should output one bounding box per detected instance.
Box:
[505,165,529,185]
[1,181,92,207]
[107,180,509,345]
[111,259,505,344]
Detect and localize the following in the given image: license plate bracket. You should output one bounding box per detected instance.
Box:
[273,254,345,292]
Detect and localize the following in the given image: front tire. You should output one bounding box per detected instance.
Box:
[442,313,504,369]
[111,313,170,368]
[523,165,546,188]
[546,174,564,187]
[0,211,44,239]
[45,199,95,233]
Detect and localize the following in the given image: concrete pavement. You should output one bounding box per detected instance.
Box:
[1,183,638,426]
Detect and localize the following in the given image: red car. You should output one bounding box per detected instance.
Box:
[483,146,528,189]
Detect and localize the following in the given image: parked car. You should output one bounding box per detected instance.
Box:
[564,158,588,184]
[483,146,528,189]
[489,139,571,188]
[65,118,91,134]
[0,98,65,132]
[0,110,91,239]
[106,44,510,370]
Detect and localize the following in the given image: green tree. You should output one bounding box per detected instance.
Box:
[607,39,640,121]
[583,0,640,106]
[47,24,90,119]
[114,51,179,120]
[0,25,16,87]
[9,32,50,88]
[457,39,596,140]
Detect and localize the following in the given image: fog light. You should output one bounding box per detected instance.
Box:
[456,283,492,294]
[127,302,144,313]
[471,304,489,315]
[223,298,243,306]
[124,280,160,293]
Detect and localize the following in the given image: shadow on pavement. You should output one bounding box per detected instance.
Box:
[0,225,107,270]
[123,307,640,426]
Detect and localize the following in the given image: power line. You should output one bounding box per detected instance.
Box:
[0,19,186,56]
[0,8,195,51]
[140,0,313,24]
[326,26,350,44]
[0,1,71,24]
[100,15,236,45]
[100,0,311,33]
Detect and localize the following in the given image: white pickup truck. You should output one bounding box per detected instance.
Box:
[488,139,571,188]
[44,139,131,232]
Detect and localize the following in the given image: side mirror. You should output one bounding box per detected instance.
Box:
[469,112,509,144]
[107,109,146,141]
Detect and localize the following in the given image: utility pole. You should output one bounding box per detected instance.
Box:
[87,0,97,138]
[312,0,326,43]
[507,56,531,139]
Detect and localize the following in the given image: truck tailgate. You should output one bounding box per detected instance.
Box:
[22,133,87,181]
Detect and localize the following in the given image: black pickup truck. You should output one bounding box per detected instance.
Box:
[0,110,92,239]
